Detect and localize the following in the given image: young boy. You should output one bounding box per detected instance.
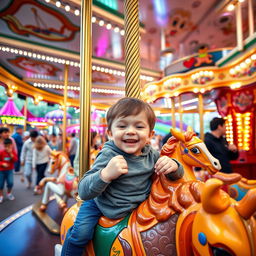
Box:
[0,138,18,203]
[61,98,184,255]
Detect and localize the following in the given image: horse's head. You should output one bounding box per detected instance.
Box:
[161,127,221,179]
[192,178,256,256]
[48,151,70,175]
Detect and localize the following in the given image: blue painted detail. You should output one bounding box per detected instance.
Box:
[198,232,207,246]
[184,148,189,154]
[230,184,248,201]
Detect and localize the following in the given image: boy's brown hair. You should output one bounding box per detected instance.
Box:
[106,97,156,131]
[34,135,47,150]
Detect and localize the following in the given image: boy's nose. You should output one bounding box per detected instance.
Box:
[126,127,136,134]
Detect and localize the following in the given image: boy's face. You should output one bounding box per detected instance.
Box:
[107,111,154,156]
[5,144,12,152]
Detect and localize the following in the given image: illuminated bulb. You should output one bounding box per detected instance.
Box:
[92,17,96,23]
[65,5,70,12]
[74,9,80,16]
[56,1,61,7]
[99,20,104,26]
[227,4,235,11]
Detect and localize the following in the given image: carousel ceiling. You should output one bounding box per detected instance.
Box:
[0,0,254,108]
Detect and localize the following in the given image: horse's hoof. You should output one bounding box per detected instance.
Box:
[39,204,47,212]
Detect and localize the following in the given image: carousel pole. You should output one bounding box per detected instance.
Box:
[79,0,92,179]
[178,96,183,131]
[171,98,176,128]
[124,0,141,98]
[248,0,254,36]
[24,97,27,131]
[62,64,68,153]
[198,93,204,140]
[235,1,243,51]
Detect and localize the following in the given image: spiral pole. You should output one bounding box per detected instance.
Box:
[124,0,141,99]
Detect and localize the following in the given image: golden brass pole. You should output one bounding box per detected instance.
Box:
[62,64,68,153]
[236,2,243,51]
[179,96,183,131]
[198,93,204,140]
[171,97,176,128]
[24,97,27,131]
[79,0,92,179]
[124,0,141,98]
[248,0,254,36]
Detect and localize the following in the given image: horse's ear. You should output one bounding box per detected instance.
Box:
[201,178,230,214]
[187,126,194,133]
[170,128,185,142]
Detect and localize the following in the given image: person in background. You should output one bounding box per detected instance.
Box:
[68,133,78,167]
[23,131,30,141]
[20,130,39,189]
[32,136,52,194]
[12,126,23,173]
[204,117,239,173]
[57,133,63,151]
[0,138,18,203]
[61,97,184,256]
[161,131,172,147]
[0,127,17,155]
[48,133,58,151]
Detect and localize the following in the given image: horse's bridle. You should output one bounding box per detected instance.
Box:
[180,142,208,169]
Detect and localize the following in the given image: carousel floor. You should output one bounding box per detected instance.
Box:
[0,173,76,256]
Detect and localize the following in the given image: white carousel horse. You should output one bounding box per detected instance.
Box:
[38,151,78,212]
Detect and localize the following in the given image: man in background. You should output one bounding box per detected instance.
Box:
[12,126,23,172]
[204,117,239,173]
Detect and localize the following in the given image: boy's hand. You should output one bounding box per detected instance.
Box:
[154,156,178,175]
[101,155,128,182]
[2,163,9,168]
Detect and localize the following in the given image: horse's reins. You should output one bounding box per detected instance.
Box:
[180,142,208,169]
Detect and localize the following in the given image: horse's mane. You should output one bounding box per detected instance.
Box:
[161,131,196,155]
[136,175,203,225]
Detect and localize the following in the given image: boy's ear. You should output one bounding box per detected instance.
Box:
[106,129,112,139]
[148,130,155,143]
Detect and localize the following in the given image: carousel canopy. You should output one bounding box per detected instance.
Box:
[21,106,48,122]
[0,97,25,125]
[45,109,72,121]
[0,97,23,117]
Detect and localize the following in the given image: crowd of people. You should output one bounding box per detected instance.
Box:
[0,126,80,204]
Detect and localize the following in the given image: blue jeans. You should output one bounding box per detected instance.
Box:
[0,170,14,189]
[61,199,102,256]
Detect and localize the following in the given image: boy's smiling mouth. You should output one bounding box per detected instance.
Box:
[123,139,138,143]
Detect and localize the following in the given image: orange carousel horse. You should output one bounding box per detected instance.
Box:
[59,128,256,255]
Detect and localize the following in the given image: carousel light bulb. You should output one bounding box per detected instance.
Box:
[74,9,80,16]
[227,4,235,11]
[114,27,120,33]
[92,16,96,23]
[65,5,70,12]
[56,1,61,7]
[99,20,104,26]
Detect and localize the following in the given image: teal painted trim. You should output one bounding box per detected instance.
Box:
[93,214,130,255]
[218,38,256,67]
[0,33,80,55]
[93,0,145,28]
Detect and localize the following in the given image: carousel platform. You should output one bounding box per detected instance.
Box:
[0,174,75,256]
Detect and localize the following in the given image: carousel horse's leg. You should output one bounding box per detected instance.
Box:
[40,182,65,211]
[55,193,68,213]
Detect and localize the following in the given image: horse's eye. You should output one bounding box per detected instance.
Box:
[52,161,55,164]
[190,147,200,154]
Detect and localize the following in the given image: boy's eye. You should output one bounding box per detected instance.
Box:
[118,125,126,128]
[137,126,145,129]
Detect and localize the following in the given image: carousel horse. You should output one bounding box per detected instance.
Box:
[58,127,256,255]
[39,151,78,212]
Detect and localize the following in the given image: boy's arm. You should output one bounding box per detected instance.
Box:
[20,142,27,163]
[78,150,113,200]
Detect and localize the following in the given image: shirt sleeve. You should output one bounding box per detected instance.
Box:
[165,159,184,180]
[78,149,113,200]
[32,148,36,169]
[20,141,27,163]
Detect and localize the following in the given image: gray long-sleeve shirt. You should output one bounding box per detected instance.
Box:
[78,140,184,219]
